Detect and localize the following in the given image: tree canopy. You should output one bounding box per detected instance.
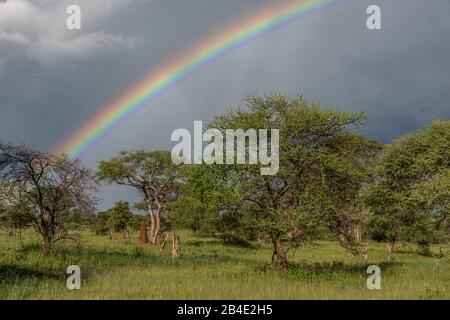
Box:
[0,143,98,252]
[184,94,380,271]
[97,150,181,244]
[364,120,450,255]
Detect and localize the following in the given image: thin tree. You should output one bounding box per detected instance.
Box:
[97,150,180,245]
[0,143,98,254]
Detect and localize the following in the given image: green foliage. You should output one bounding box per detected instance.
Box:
[364,120,450,248]
[97,150,179,195]
[92,210,112,235]
[0,205,32,230]
[128,214,149,231]
[2,94,448,286]
[1,99,450,298]
[93,201,135,236]
[62,209,91,230]
[108,201,133,233]
[178,94,379,267]
[171,165,223,236]
[0,143,98,251]
[97,150,181,243]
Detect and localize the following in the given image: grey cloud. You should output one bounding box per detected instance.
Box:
[0,0,138,64]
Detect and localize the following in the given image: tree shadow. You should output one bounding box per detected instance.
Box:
[185,239,259,250]
[0,265,62,283]
[286,260,403,277]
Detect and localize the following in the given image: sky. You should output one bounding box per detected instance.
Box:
[1,0,449,210]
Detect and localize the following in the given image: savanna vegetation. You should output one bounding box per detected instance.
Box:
[0,94,449,299]
[0,229,448,299]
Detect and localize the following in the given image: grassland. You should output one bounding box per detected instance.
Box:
[0,229,448,300]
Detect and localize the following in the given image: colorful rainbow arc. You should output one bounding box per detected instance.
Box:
[56,0,341,159]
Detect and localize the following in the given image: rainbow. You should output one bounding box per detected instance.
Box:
[57,0,341,159]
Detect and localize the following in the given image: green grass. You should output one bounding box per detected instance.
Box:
[0,229,448,299]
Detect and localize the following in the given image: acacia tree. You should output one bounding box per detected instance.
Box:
[207,94,378,271]
[364,120,450,257]
[97,150,180,245]
[0,143,98,253]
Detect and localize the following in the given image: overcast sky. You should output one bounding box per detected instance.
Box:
[1,0,449,209]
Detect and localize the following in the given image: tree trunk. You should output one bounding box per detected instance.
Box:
[387,238,396,261]
[354,224,361,242]
[155,206,162,244]
[146,202,161,245]
[43,236,52,256]
[361,245,369,264]
[139,220,148,245]
[148,210,155,244]
[272,237,288,272]
[160,232,168,252]
[149,206,161,245]
[172,233,181,259]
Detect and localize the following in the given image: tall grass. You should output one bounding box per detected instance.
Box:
[0,229,448,299]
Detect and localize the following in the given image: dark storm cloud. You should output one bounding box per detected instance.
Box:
[1,0,449,208]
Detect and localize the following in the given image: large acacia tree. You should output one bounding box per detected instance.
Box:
[206,94,379,271]
[0,143,98,253]
[97,150,180,244]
